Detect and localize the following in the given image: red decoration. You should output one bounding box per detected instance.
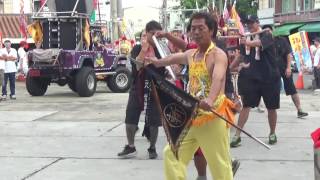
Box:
[121,35,127,41]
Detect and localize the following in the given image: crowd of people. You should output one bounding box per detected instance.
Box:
[116,9,319,180]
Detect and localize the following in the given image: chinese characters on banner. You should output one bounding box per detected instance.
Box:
[289,31,313,72]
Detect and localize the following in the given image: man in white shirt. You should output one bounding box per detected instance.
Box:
[18,41,29,75]
[313,37,320,90]
[1,40,18,100]
[0,49,4,102]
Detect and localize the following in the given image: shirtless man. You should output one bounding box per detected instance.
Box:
[146,12,233,180]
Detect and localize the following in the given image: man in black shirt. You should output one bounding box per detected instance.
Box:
[117,21,163,159]
[262,25,308,118]
[230,15,281,147]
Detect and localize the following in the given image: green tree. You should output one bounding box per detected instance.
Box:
[180,0,208,9]
[179,0,215,17]
[235,0,258,19]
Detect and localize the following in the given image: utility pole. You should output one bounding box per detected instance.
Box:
[110,0,118,41]
[117,0,123,37]
[162,0,167,31]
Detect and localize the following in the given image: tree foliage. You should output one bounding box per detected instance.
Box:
[235,0,258,20]
[180,0,208,9]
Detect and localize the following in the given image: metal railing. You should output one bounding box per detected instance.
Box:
[274,9,320,24]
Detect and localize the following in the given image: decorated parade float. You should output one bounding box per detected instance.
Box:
[26,0,133,97]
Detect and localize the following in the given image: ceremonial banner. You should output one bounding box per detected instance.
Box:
[146,67,198,159]
[289,31,312,72]
[152,35,176,80]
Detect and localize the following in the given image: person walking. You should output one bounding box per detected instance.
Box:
[262,25,308,118]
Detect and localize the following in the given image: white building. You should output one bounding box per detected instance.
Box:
[3,0,32,14]
[257,0,275,25]
[122,0,162,34]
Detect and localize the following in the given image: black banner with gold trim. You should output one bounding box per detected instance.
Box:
[146,66,198,159]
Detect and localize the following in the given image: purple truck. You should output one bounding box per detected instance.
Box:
[26,2,132,97]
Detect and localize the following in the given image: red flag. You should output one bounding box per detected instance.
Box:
[20,0,27,39]
[40,0,46,7]
[93,0,98,9]
[219,15,225,28]
[20,15,28,39]
[0,32,3,48]
[222,1,229,21]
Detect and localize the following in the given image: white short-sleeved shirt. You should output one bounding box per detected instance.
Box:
[1,48,18,73]
[314,48,320,67]
[18,47,27,61]
[0,48,4,70]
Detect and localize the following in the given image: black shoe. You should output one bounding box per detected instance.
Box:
[117,145,137,158]
[297,111,308,118]
[232,159,240,176]
[148,148,158,159]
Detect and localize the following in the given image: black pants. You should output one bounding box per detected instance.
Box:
[240,78,281,109]
[280,69,297,95]
[2,72,15,96]
[125,83,161,127]
[314,68,320,89]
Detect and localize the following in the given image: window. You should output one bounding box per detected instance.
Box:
[304,0,313,10]
[269,0,275,8]
[282,0,296,13]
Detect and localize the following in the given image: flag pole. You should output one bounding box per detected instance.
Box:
[209,108,271,150]
[129,59,270,150]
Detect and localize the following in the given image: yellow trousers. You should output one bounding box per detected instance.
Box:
[164,118,233,180]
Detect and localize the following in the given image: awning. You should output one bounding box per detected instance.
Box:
[298,22,320,32]
[273,23,305,36]
[0,15,21,39]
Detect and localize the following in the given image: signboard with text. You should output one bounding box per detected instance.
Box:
[289,31,313,72]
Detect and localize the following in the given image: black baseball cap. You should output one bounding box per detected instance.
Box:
[313,37,320,43]
[245,15,259,24]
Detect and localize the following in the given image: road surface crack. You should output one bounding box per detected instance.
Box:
[21,157,64,180]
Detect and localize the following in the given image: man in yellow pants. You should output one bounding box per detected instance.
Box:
[146,12,233,180]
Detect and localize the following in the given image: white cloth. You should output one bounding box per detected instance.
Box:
[18,47,28,74]
[314,47,320,67]
[18,47,27,62]
[0,48,4,70]
[1,48,18,73]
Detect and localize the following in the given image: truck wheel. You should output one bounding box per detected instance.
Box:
[26,73,48,96]
[107,66,132,93]
[76,67,96,97]
[68,78,77,92]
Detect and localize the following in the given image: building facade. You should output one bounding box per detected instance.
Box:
[258,0,320,37]
[0,0,33,43]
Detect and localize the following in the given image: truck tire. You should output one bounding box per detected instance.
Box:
[107,66,132,93]
[68,78,77,92]
[76,67,96,97]
[26,73,48,96]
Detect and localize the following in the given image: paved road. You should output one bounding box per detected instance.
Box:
[0,80,319,180]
